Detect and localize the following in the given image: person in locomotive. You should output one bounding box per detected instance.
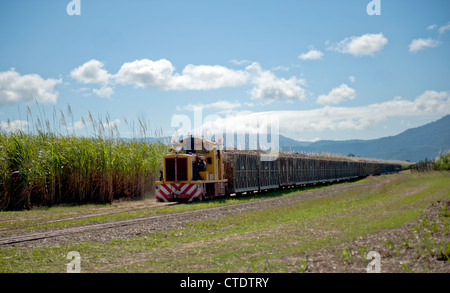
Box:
[155,136,228,202]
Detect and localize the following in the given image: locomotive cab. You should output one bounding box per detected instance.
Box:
[155,136,228,202]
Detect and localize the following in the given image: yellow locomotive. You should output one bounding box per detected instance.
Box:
[155,136,227,202]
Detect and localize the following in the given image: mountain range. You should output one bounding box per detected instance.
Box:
[279,115,450,162]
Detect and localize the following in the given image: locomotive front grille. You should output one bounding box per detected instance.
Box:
[165,157,188,181]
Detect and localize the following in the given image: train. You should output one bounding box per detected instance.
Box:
[155,136,402,202]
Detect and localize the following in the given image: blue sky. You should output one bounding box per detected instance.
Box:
[1,0,450,142]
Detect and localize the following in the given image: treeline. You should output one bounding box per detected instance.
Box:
[411,152,450,172]
[435,153,450,170]
[0,132,167,210]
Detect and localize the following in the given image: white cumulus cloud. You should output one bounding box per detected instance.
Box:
[67,119,88,132]
[230,59,252,65]
[169,64,249,90]
[115,59,175,89]
[317,84,356,105]
[93,86,114,98]
[246,62,306,103]
[409,38,440,53]
[114,59,249,90]
[0,69,61,106]
[101,118,120,129]
[0,119,29,132]
[70,59,111,85]
[299,49,324,60]
[329,33,388,57]
[438,21,450,34]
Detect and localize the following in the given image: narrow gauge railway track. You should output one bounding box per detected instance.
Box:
[0,181,373,246]
[0,201,175,226]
